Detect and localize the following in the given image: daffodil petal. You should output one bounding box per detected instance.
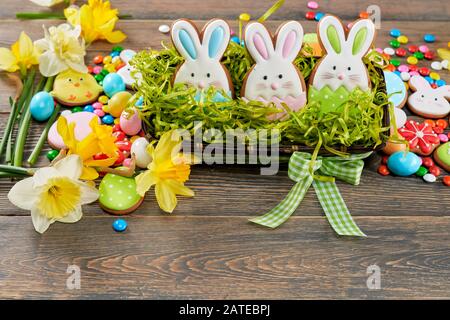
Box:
[84,157,117,167]
[31,208,53,234]
[104,30,127,44]
[18,32,34,61]
[0,48,18,72]
[165,179,195,197]
[30,0,65,7]
[135,170,156,197]
[39,51,67,77]
[64,7,81,26]
[33,167,61,187]
[155,181,178,213]
[7,177,39,210]
[154,131,182,165]
[58,206,83,223]
[77,182,99,205]
[80,166,99,181]
[52,155,83,180]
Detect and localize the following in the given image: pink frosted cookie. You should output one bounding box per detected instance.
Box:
[48,112,100,150]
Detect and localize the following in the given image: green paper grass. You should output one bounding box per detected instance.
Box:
[131,42,389,154]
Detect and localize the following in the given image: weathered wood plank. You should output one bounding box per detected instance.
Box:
[1,216,450,299]
[2,0,449,21]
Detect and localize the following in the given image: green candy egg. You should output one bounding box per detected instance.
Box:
[99,173,142,213]
[47,149,59,161]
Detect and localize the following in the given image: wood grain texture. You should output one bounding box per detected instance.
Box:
[0,0,450,300]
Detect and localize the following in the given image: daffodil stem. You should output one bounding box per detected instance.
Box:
[0,165,34,176]
[16,13,132,20]
[27,104,61,166]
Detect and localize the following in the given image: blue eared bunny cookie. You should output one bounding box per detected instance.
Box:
[308,15,376,113]
[171,19,233,101]
[99,173,143,215]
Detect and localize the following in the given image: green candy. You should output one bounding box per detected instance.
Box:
[415,166,428,177]
[390,59,400,67]
[389,40,400,48]
[101,69,109,76]
[414,52,424,60]
[94,74,104,82]
[47,149,59,161]
[99,173,142,213]
[72,106,83,113]
[112,46,124,52]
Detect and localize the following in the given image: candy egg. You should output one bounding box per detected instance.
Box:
[120,108,142,136]
[30,92,55,122]
[387,151,422,176]
[131,137,152,168]
[104,91,132,117]
[103,73,126,97]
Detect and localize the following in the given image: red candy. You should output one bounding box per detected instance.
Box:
[114,151,125,166]
[408,45,418,53]
[115,140,132,152]
[93,153,108,160]
[424,119,436,127]
[113,131,126,142]
[436,119,448,129]
[424,51,435,60]
[306,11,316,20]
[87,66,94,74]
[378,165,390,176]
[433,126,444,134]
[112,124,122,132]
[422,157,434,168]
[408,65,418,72]
[381,155,389,165]
[385,64,396,72]
[395,48,407,57]
[429,166,441,177]
[443,176,450,186]
[419,67,430,76]
[431,83,438,89]
[93,55,103,64]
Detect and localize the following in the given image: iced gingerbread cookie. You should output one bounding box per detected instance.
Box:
[434,142,450,172]
[48,112,100,149]
[398,120,440,156]
[99,173,144,215]
[242,21,307,120]
[171,19,233,96]
[310,15,376,92]
[51,69,103,106]
[407,75,450,119]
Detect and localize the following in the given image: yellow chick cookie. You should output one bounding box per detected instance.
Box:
[51,70,103,106]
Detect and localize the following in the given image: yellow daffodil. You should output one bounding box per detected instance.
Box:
[57,116,118,180]
[135,131,194,213]
[29,0,69,7]
[8,155,99,234]
[64,0,127,45]
[34,23,87,77]
[0,31,39,75]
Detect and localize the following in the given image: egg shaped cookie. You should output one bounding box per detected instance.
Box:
[99,173,144,215]
[51,69,103,106]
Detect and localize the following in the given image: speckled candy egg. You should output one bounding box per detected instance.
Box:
[120,108,142,136]
[387,151,422,176]
[131,137,152,169]
[99,173,144,215]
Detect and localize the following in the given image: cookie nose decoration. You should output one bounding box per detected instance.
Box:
[271,83,280,90]
[198,81,206,89]
[337,73,345,80]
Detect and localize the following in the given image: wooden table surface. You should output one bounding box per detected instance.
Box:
[0,0,449,300]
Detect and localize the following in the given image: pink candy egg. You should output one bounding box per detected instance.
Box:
[93,102,103,109]
[419,45,429,53]
[307,1,319,9]
[93,66,103,75]
[120,108,142,136]
[94,109,105,117]
[398,65,409,72]
[439,134,449,143]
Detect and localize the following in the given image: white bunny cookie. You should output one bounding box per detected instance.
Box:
[171,19,233,96]
[408,75,450,119]
[242,21,307,119]
[117,49,143,88]
[311,15,375,92]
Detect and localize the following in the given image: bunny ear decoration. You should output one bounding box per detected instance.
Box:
[346,19,375,58]
[171,19,202,61]
[436,85,450,99]
[409,75,432,92]
[318,15,346,55]
[274,21,304,62]
[245,22,275,64]
[202,19,231,60]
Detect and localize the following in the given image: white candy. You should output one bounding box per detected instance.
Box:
[441,60,449,69]
[423,173,436,183]
[158,24,170,34]
[400,71,410,81]
[431,61,442,71]
[394,107,407,128]
[61,110,72,117]
[383,47,395,56]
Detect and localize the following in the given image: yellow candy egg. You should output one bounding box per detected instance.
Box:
[103,56,112,64]
[114,118,120,125]
[407,56,418,65]
[239,13,251,21]
[98,95,109,104]
[430,72,440,80]
[130,135,140,143]
[104,91,132,117]
[106,65,116,73]
[397,35,408,44]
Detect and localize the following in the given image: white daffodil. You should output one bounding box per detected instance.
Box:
[8,155,99,234]
[34,23,87,77]
[29,0,66,7]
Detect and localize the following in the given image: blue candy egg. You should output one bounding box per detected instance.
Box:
[230,35,240,44]
[84,105,94,112]
[30,91,55,122]
[424,76,434,85]
[390,28,401,38]
[436,79,446,87]
[387,151,422,176]
[135,96,144,107]
[110,51,120,58]
[103,73,126,97]
[423,34,435,43]
[102,114,114,125]
[112,219,127,232]
[314,12,325,21]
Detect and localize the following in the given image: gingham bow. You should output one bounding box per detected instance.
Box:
[250,152,372,237]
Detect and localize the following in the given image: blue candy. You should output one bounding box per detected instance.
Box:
[423,34,435,43]
[390,29,401,38]
[83,105,94,112]
[135,96,144,107]
[102,114,114,125]
[424,76,434,85]
[436,79,446,87]
[314,12,325,21]
[387,151,422,177]
[110,51,120,58]
[230,36,240,44]
[103,73,126,97]
[30,91,55,122]
[112,219,127,232]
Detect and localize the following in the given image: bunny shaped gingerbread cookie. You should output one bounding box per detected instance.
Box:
[311,15,376,92]
[117,49,143,89]
[242,21,307,120]
[171,19,233,98]
[408,75,450,119]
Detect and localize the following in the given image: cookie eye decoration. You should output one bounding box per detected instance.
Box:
[242,21,307,120]
[171,19,233,101]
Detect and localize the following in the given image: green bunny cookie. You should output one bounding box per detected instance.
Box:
[99,173,143,215]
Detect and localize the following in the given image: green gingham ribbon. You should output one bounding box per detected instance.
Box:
[250,152,372,237]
